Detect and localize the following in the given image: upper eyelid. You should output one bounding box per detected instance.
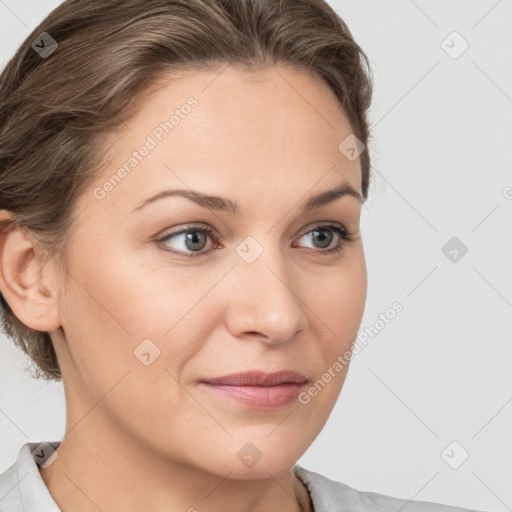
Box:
[159,220,347,239]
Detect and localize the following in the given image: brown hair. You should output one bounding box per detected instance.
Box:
[0,0,373,381]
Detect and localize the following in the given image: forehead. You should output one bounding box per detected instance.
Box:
[112,63,355,154]
[84,64,362,217]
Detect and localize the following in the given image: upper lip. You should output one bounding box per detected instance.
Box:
[201,371,308,386]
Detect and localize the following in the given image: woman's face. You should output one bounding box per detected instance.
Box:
[50,64,367,478]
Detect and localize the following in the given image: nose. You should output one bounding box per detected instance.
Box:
[223,241,309,346]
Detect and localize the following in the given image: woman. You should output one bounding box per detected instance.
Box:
[0,1,485,511]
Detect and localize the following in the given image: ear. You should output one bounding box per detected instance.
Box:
[0,210,62,332]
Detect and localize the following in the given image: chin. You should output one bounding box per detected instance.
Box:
[222,458,298,481]
[196,435,306,480]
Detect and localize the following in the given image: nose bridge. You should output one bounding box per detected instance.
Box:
[226,234,307,343]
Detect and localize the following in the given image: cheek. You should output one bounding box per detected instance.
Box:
[314,248,367,344]
[59,260,219,462]
[56,257,162,391]
[59,242,229,402]
[290,248,366,411]
[64,244,212,345]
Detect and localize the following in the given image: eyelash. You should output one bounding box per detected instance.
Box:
[156,223,354,259]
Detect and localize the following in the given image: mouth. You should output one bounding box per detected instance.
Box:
[198,371,308,409]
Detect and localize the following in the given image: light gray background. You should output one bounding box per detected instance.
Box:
[0,1,511,511]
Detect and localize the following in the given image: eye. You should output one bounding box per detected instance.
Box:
[293,223,354,254]
[156,223,354,259]
[157,224,219,258]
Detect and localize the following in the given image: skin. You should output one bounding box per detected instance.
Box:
[0,64,367,512]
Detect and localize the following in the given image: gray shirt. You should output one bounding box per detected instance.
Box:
[0,441,485,512]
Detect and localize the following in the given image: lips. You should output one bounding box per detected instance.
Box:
[199,371,308,409]
[201,370,308,386]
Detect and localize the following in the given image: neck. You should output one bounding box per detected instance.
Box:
[38,423,312,512]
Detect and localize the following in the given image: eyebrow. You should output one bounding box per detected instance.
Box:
[131,181,362,215]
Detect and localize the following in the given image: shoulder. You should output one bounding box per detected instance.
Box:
[292,465,486,512]
[0,461,23,511]
[0,441,61,512]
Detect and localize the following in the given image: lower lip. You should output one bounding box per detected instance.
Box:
[199,382,306,409]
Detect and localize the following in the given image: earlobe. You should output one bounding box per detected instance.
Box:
[0,210,62,332]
